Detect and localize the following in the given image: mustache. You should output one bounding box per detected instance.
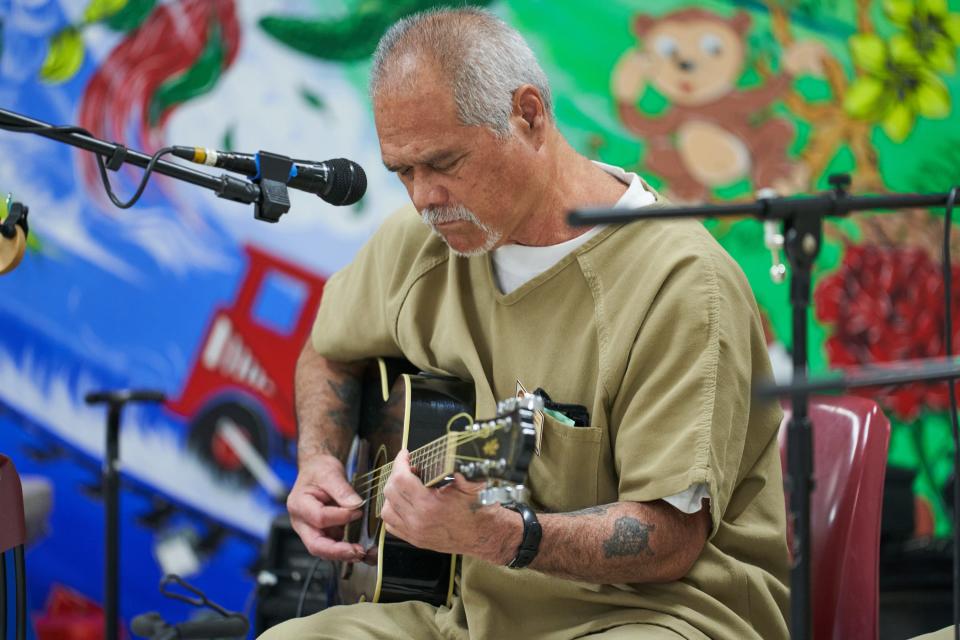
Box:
[420,204,501,257]
[421,205,479,226]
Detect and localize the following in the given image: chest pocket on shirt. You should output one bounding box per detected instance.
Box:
[526,413,603,513]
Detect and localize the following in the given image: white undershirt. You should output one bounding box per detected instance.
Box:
[492,162,654,295]
[491,162,710,515]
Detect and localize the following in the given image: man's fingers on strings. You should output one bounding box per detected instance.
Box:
[386,450,429,506]
[295,498,362,529]
[326,476,364,509]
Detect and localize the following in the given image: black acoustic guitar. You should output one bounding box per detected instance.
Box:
[338,358,539,606]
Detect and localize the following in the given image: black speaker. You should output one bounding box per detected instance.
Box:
[254,514,335,634]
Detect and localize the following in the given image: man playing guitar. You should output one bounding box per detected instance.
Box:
[263,7,788,640]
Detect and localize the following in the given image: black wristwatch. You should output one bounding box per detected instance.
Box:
[504,502,542,569]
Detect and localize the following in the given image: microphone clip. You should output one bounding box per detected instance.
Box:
[252,151,292,223]
[1,196,28,241]
[0,197,29,275]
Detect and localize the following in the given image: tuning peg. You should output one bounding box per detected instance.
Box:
[479,483,509,506]
[478,483,529,506]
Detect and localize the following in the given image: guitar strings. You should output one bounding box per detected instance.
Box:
[350,428,487,489]
[349,435,450,492]
[349,430,485,494]
[349,429,496,498]
[350,411,510,494]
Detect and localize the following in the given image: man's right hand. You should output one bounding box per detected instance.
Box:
[287,454,366,562]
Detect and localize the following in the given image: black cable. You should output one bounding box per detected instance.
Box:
[295,557,324,619]
[942,186,959,640]
[0,122,174,209]
[94,146,175,209]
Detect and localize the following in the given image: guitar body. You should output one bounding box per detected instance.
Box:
[339,358,476,606]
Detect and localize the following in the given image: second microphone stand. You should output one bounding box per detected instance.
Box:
[569,174,958,640]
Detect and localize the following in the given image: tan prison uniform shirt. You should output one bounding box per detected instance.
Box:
[309,195,789,639]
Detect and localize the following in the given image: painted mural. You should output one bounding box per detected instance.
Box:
[0,0,958,635]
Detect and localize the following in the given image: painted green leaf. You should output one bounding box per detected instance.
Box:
[148,21,226,126]
[926,38,956,73]
[913,75,951,118]
[882,101,915,141]
[300,87,327,111]
[943,14,960,45]
[259,13,400,62]
[40,28,85,84]
[889,34,924,67]
[82,0,126,24]
[848,33,887,74]
[259,0,495,62]
[883,0,914,24]
[919,0,949,18]
[25,234,41,253]
[222,125,235,153]
[104,0,157,32]
[843,76,887,119]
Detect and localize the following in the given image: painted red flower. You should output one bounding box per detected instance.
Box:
[814,243,960,420]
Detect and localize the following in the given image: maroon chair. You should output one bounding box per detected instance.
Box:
[780,397,891,640]
[0,454,27,640]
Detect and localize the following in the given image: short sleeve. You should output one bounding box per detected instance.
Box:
[610,249,763,537]
[310,208,441,362]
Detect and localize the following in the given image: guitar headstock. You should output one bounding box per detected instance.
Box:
[450,395,542,505]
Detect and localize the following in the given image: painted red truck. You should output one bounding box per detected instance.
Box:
[166,244,325,481]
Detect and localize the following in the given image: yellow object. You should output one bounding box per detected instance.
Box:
[40,28,84,83]
[83,0,128,23]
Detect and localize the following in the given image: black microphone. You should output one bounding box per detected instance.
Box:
[172,146,366,206]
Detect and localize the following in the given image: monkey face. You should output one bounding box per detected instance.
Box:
[644,18,745,106]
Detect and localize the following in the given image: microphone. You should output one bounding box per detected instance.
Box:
[172,146,366,206]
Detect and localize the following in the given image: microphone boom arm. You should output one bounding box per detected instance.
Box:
[0,108,277,215]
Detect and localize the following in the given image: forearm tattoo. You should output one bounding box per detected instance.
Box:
[602,517,656,558]
[325,377,361,433]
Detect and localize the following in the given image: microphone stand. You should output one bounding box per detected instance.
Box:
[756,356,960,398]
[85,390,166,640]
[0,108,293,222]
[569,175,959,640]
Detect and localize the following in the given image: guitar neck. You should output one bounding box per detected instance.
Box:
[355,433,458,517]
[349,385,539,519]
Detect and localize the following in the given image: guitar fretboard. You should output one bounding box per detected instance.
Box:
[352,433,458,517]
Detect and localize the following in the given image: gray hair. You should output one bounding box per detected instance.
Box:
[369,7,554,136]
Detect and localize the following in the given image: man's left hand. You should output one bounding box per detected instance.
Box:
[380,449,519,563]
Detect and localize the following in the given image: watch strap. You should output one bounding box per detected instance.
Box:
[504,502,542,569]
